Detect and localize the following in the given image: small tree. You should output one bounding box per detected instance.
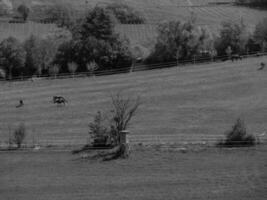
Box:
[254,17,267,52]
[218,118,256,147]
[86,61,98,76]
[12,123,26,148]
[48,64,60,78]
[225,46,232,59]
[88,111,110,147]
[67,62,78,78]
[17,4,30,22]
[109,93,141,145]
[0,37,26,80]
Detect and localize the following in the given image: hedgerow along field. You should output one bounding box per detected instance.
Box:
[0,56,266,146]
[1,0,267,46]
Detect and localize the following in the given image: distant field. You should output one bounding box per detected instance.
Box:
[1,146,267,200]
[0,57,266,146]
[1,0,267,46]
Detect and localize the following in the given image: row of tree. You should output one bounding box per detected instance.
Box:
[235,0,267,7]
[1,7,267,79]
[146,16,267,64]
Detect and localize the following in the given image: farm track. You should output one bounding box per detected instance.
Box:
[1,56,267,146]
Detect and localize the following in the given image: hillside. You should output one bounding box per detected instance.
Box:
[1,0,267,48]
[0,57,266,146]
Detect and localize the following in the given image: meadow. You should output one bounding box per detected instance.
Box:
[1,0,267,47]
[0,56,266,146]
[0,146,266,200]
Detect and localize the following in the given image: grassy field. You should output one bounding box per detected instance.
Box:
[0,146,266,200]
[1,0,267,47]
[0,56,266,146]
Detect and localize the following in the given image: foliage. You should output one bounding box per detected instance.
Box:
[44,3,75,29]
[17,4,30,21]
[235,0,267,8]
[106,3,145,24]
[55,6,132,72]
[146,16,212,63]
[73,6,115,41]
[254,17,267,51]
[86,61,98,76]
[48,64,60,78]
[88,111,110,147]
[88,93,140,147]
[24,35,60,76]
[67,62,78,76]
[12,123,26,148]
[218,118,256,147]
[215,20,250,56]
[109,93,141,145]
[0,37,26,80]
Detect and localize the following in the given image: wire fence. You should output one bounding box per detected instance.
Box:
[0,50,266,82]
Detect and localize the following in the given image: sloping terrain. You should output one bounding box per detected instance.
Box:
[0,56,266,146]
[1,0,267,47]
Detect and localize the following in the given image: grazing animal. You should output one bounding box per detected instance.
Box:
[258,62,266,71]
[231,54,242,62]
[53,96,68,105]
[16,100,24,108]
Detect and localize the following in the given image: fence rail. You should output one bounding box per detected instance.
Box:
[1,51,266,82]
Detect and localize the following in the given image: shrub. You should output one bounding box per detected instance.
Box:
[218,118,256,147]
[106,3,145,24]
[88,111,110,147]
[12,123,26,148]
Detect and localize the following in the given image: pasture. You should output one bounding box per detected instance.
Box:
[0,56,266,146]
[0,146,266,200]
[1,0,267,46]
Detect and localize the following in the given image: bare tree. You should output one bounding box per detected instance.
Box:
[110,93,141,145]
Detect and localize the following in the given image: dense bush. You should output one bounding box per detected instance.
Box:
[218,118,256,147]
[106,3,145,24]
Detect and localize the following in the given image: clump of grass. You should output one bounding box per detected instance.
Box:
[217,118,256,147]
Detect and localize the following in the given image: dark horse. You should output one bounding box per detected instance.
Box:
[53,96,68,105]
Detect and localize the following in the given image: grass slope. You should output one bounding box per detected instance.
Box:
[0,146,267,200]
[0,57,266,146]
[1,0,267,46]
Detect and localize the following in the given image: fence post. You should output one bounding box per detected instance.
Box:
[119,130,130,157]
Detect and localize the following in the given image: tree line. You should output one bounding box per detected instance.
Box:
[0,6,267,80]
